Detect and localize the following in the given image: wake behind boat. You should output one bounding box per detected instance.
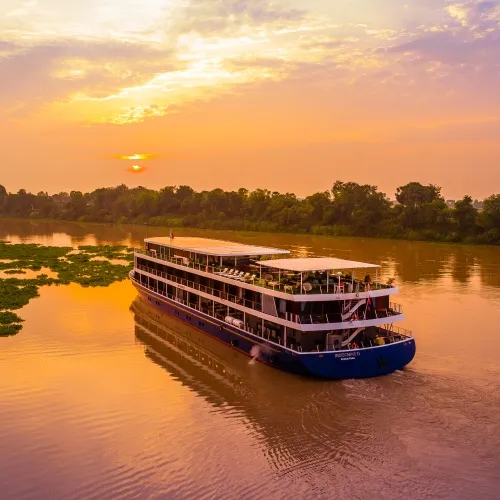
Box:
[129,236,415,379]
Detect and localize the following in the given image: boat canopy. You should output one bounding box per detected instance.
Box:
[144,237,289,258]
[257,257,380,272]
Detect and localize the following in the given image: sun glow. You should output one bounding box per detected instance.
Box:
[119,153,150,160]
[128,164,145,173]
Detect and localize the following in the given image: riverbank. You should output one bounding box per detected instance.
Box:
[1,181,498,245]
[1,216,499,248]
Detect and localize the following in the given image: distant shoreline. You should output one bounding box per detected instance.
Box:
[2,216,499,249]
[1,181,498,246]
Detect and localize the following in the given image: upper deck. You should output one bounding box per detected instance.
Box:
[144,237,289,258]
[139,237,394,298]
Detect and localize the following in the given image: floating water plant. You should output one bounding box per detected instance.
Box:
[0,310,24,336]
[0,278,41,310]
[0,242,134,336]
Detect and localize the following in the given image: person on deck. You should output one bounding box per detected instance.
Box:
[364,273,371,290]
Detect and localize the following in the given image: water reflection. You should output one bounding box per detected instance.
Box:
[131,297,500,498]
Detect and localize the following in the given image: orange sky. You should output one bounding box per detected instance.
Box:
[1,0,499,199]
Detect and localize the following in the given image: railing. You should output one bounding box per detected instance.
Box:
[131,273,294,349]
[131,273,413,353]
[136,264,263,312]
[133,265,403,326]
[389,302,403,314]
[134,249,394,296]
[299,303,403,325]
[385,324,413,337]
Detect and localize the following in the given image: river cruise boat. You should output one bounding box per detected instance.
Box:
[129,237,416,379]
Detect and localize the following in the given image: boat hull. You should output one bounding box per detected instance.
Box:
[132,281,416,380]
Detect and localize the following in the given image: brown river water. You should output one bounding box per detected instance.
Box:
[0,219,499,499]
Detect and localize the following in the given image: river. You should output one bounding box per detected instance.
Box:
[0,219,499,499]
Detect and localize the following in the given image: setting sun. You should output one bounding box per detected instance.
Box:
[128,164,145,173]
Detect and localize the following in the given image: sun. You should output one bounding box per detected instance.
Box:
[128,164,145,173]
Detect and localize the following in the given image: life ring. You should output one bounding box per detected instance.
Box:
[355,293,359,298]
[351,342,358,349]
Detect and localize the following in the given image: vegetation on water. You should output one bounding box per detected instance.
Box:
[0,242,134,336]
[0,311,24,336]
[1,181,499,245]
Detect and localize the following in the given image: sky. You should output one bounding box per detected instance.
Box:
[0,0,499,199]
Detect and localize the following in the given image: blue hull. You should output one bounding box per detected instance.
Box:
[132,282,416,380]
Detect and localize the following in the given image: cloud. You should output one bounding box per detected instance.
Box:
[222,56,287,70]
[0,39,177,117]
[2,0,499,128]
[174,0,305,37]
[446,0,500,27]
[299,36,360,51]
[0,40,20,51]
[383,1,500,73]
[387,30,500,65]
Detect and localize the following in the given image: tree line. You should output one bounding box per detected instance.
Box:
[1,181,499,244]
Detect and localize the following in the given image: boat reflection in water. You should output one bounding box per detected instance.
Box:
[131,296,316,409]
[130,297,497,498]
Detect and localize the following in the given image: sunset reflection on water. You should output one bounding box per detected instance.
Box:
[0,220,499,498]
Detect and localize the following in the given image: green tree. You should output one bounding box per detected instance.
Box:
[453,196,478,237]
[396,182,442,207]
[477,194,500,244]
[394,182,449,234]
[68,191,87,220]
[305,191,331,225]
[0,184,7,212]
[481,194,500,230]
[330,181,390,235]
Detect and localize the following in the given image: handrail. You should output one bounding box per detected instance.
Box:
[134,265,404,325]
[131,273,413,353]
[134,249,394,296]
[136,264,402,325]
[136,264,263,312]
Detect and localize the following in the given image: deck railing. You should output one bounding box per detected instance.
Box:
[133,265,404,325]
[132,272,412,353]
[134,249,394,296]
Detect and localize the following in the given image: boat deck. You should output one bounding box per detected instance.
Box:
[135,249,394,296]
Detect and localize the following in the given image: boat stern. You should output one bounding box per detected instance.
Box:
[296,338,416,379]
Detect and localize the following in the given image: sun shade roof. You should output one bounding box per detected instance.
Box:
[257,257,380,272]
[145,237,290,257]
